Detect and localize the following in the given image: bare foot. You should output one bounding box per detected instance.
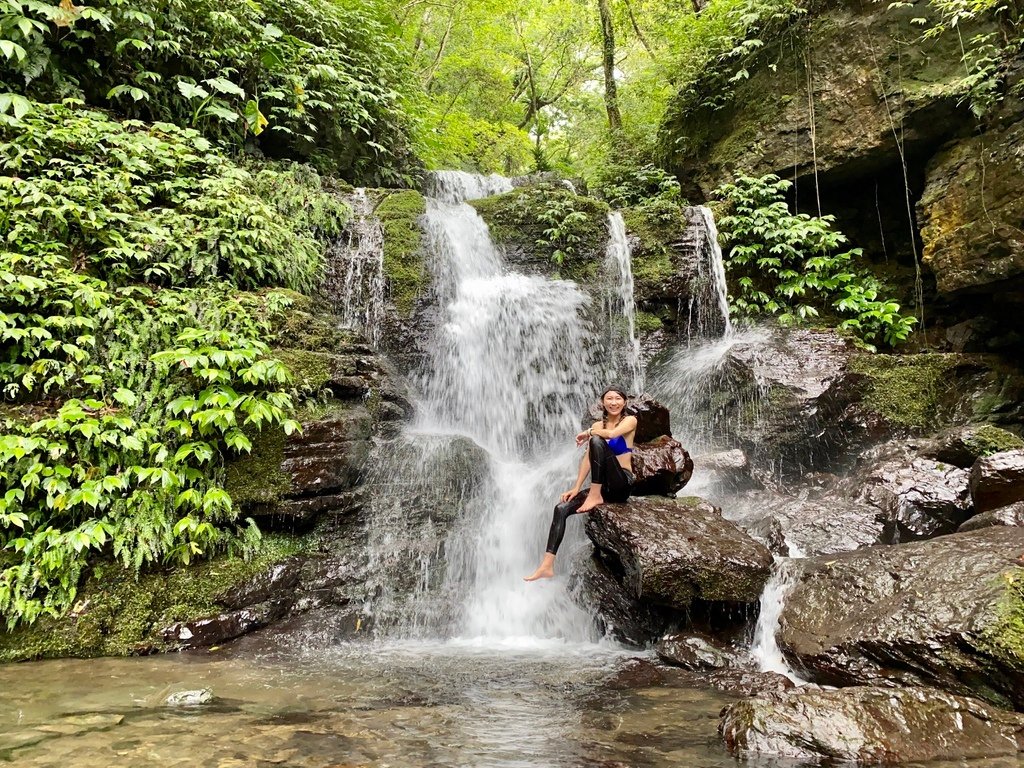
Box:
[525,553,556,581]
[577,494,604,513]
[523,565,555,581]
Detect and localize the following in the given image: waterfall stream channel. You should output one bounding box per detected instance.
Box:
[3,172,993,768]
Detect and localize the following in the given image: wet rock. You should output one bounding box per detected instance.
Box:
[851,452,972,542]
[959,501,1024,532]
[720,686,1024,764]
[736,492,883,557]
[630,436,694,496]
[281,408,373,496]
[692,449,753,491]
[215,559,303,611]
[572,556,672,647]
[777,527,1024,708]
[925,424,1024,468]
[703,669,794,697]
[161,603,286,649]
[656,631,741,670]
[585,496,773,610]
[971,449,1024,513]
[165,689,213,707]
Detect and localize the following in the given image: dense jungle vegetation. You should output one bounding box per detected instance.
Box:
[1,0,1020,628]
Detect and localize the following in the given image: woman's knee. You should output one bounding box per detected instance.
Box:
[589,435,608,455]
[554,500,575,520]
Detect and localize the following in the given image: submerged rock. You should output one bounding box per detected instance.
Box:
[959,501,1024,532]
[165,689,214,707]
[777,527,1024,708]
[971,449,1024,513]
[585,496,773,611]
[630,436,694,496]
[720,686,1024,764]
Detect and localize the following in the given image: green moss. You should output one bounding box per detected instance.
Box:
[963,425,1024,458]
[469,184,610,282]
[977,568,1024,704]
[274,348,334,392]
[621,206,686,298]
[849,353,963,430]
[634,311,664,333]
[375,189,427,316]
[0,534,307,662]
[224,426,291,508]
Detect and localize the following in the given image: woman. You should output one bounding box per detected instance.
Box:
[524,387,637,581]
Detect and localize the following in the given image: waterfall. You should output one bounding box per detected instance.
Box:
[361,172,604,644]
[323,188,386,346]
[603,213,643,394]
[422,170,514,204]
[687,206,734,343]
[749,559,806,683]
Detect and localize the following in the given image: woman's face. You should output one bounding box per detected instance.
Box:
[602,390,626,414]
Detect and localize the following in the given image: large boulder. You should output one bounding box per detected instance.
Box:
[971,449,1024,513]
[777,527,1024,708]
[571,557,672,647]
[630,436,694,496]
[959,501,1024,532]
[585,496,773,610]
[721,686,1024,764]
[849,451,972,542]
[736,492,883,557]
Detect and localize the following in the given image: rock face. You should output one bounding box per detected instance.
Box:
[736,493,883,557]
[959,501,1024,532]
[851,452,972,542]
[924,424,1024,468]
[656,631,742,670]
[721,687,1024,763]
[585,496,773,610]
[777,527,1024,708]
[630,436,694,496]
[572,557,672,647]
[971,449,1024,513]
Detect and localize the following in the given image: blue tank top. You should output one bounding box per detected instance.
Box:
[607,436,631,455]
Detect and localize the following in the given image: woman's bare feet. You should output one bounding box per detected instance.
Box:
[524,553,556,581]
[577,491,604,513]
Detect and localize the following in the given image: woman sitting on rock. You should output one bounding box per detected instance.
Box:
[524,386,637,581]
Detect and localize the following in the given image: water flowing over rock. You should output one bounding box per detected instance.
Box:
[603,212,643,392]
[777,527,1024,708]
[422,170,514,203]
[721,687,1024,764]
[971,449,1024,513]
[585,496,773,610]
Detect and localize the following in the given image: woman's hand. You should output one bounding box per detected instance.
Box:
[575,430,590,447]
[560,489,580,503]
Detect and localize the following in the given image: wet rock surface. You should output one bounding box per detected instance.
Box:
[573,557,672,647]
[777,527,1024,708]
[630,436,694,496]
[720,686,1024,763]
[735,492,883,557]
[959,501,1024,532]
[971,449,1024,513]
[850,451,972,542]
[586,496,773,610]
[924,424,1024,468]
[656,631,742,670]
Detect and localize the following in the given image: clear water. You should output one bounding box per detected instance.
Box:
[603,212,643,394]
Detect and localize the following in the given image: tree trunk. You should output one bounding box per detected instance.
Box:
[598,0,622,132]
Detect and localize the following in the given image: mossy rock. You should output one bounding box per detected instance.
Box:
[0,534,307,662]
[374,189,427,316]
[850,353,965,430]
[469,183,610,283]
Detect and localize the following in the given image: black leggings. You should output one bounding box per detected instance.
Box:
[544,436,634,555]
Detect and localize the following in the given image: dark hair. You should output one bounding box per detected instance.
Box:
[600,386,629,429]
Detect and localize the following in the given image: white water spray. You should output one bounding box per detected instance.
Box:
[749,559,807,683]
[603,213,643,394]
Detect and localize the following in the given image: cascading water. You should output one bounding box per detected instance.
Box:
[687,205,734,343]
[603,212,643,394]
[361,172,607,644]
[323,188,386,346]
[749,559,806,682]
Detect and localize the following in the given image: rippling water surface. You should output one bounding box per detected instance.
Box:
[0,640,744,767]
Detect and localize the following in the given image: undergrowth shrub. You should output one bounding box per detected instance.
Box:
[714,174,917,348]
[0,100,347,628]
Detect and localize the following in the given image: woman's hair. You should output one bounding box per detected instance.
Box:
[600,386,629,429]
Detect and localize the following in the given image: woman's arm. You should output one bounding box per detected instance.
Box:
[590,415,637,439]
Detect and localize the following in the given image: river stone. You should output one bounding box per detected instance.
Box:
[852,454,972,541]
[630,436,694,496]
[656,631,741,670]
[971,449,1024,513]
[777,527,1024,708]
[925,424,1024,468]
[585,496,773,610]
[165,689,214,706]
[959,501,1024,532]
[720,686,1024,763]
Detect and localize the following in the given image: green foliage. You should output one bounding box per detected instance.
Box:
[512,187,593,265]
[715,174,917,348]
[0,0,416,183]
[0,100,345,628]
